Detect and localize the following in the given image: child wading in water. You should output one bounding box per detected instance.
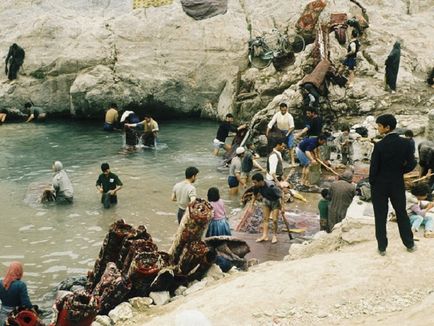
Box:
[206,187,232,237]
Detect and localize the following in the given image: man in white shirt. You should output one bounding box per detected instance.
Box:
[171,166,199,223]
[266,102,295,165]
[266,139,285,183]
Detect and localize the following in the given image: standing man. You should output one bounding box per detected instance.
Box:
[296,134,327,186]
[172,166,199,223]
[266,102,295,165]
[251,173,282,244]
[127,114,159,147]
[266,139,285,183]
[213,113,247,156]
[96,163,123,209]
[228,147,246,195]
[343,30,361,87]
[328,170,356,231]
[23,103,46,123]
[385,41,401,93]
[369,114,416,256]
[296,108,322,139]
[5,43,25,80]
[103,103,119,131]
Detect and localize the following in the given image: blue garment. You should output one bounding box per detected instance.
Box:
[228,176,239,188]
[343,57,356,70]
[298,137,319,152]
[296,147,310,166]
[206,219,232,237]
[410,214,433,232]
[0,279,32,308]
[103,122,114,131]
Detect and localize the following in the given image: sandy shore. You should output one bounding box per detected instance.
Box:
[117,213,434,326]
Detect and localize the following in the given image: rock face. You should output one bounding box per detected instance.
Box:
[0,0,248,118]
[0,0,432,123]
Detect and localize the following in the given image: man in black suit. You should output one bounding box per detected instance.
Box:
[369,114,416,255]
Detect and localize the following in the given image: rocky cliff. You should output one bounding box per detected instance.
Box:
[0,0,432,121]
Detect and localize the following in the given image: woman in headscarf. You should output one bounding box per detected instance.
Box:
[0,261,32,324]
[385,41,401,93]
[328,170,356,231]
[51,161,74,204]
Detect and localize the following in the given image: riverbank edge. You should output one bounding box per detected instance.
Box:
[105,203,434,326]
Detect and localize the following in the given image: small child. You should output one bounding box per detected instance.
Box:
[206,187,232,237]
[404,129,415,155]
[409,183,434,238]
[336,125,353,165]
[318,188,330,233]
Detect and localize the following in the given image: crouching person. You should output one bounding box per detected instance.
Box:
[51,161,73,204]
[96,163,123,209]
[408,183,434,238]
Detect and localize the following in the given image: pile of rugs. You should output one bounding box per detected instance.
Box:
[46,198,250,326]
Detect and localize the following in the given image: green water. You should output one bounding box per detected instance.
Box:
[0,120,241,304]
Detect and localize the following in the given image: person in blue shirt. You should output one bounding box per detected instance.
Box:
[0,261,32,325]
[296,134,327,185]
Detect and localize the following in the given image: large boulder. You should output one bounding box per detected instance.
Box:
[0,0,248,118]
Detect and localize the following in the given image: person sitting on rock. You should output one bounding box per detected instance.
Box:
[408,183,434,239]
[23,103,46,123]
[0,261,33,325]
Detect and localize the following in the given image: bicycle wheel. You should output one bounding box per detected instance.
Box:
[248,51,272,69]
[288,34,305,53]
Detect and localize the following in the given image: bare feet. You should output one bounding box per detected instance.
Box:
[256,236,269,243]
[271,235,277,244]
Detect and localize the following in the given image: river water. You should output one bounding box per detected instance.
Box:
[0,120,247,305]
[0,119,322,309]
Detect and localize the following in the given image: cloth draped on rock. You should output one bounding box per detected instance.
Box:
[300,59,331,92]
[328,180,356,231]
[385,42,401,91]
[92,263,131,315]
[87,220,137,290]
[5,307,43,326]
[295,0,327,34]
[181,0,228,20]
[53,291,99,326]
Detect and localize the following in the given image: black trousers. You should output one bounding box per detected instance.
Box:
[371,182,414,251]
[177,208,186,224]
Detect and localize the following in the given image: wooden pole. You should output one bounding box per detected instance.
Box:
[316,158,340,176]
